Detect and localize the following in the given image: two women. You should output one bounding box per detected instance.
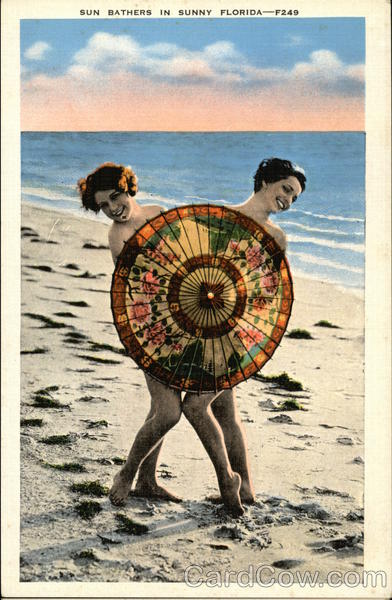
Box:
[78,157,306,515]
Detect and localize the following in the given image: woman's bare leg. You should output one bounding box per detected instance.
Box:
[109,384,182,505]
[212,389,255,504]
[133,376,182,501]
[182,391,244,517]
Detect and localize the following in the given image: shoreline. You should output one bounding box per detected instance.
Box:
[22,200,365,301]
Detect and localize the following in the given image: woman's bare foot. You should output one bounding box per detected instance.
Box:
[109,470,133,506]
[220,472,244,517]
[133,480,182,503]
[205,479,255,505]
[239,481,256,504]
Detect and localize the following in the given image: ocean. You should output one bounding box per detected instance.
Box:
[21,132,365,292]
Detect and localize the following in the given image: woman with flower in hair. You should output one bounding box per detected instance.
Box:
[78,162,245,516]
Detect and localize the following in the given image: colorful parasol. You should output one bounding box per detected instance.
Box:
[111,205,293,393]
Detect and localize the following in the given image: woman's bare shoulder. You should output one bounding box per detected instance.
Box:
[140,204,164,219]
[263,219,287,251]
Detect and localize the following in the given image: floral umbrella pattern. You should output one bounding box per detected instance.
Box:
[111,205,293,393]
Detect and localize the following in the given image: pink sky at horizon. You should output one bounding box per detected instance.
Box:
[21,81,364,132]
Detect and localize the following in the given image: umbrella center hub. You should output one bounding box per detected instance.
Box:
[199,281,224,310]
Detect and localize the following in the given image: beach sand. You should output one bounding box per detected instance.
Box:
[20,203,364,583]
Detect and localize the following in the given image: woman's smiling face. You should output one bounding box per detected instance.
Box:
[261,176,302,213]
[94,189,133,222]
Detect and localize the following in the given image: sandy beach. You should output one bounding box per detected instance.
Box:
[20,202,364,584]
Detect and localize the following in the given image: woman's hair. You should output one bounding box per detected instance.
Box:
[77,162,138,212]
[254,158,306,195]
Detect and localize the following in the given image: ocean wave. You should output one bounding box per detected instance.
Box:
[288,234,364,253]
[137,192,182,207]
[278,220,363,237]
[184,195,225,203]
[289,251,364,274]
[22,186,79,204]
[138,193,225,207]
[290,208,364,223]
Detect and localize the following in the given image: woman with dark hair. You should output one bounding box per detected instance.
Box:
[233,157,306,250]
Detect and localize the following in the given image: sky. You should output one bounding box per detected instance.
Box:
[20,18,365,131]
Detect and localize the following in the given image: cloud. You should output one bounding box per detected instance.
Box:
[24,32,364,99]
[24,41,51,60]
[291,50,365,96]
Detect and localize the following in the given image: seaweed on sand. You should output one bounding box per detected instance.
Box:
[86,420,108,429]
[23,313,69,329]
[63,300,90,307]
[314,320,340,329]
[27,265,53,272]
[115,513,149,535]
[65,331,89,340]
[40,434,73,445]
[75,500,102,520]
[77,354,122,365]
[253,371,304,392]
[88,341,125,354]
[278,398,306,411]
[36,385,60,393]
[70,480,109,497]
[21,418,43,427]
[32,387,68,409]
[21,347,48,355]
[72,549,99,560]
[43,462,87,473]
[287,329,313,339]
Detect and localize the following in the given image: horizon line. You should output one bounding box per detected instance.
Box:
[21,130,366,134]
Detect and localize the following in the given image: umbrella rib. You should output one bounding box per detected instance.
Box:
[212,225,251,288]
[198,330,209,394]
[241,305,288,337]
[211,336,217,394]
[232,315,277,360]
[120,304,177,341]
[121,317,187,374]
[160,211,205,288]
[126,263,200,296]
[182,301,203,325]
[198,293,213,392]
[217,305,264,372]
[181,331,203,392]
[211,204,225,268]
[209,304,233,389]
[138,324,188,372]
[221,330,248,384]
[207,204,212,295]
[237,260,285,288]
[210,215,240,287]
[141,220,190,279]
[191,205,210,284]
[156,330,191,376]
[166,333,199,389]
[125,247,179,280]
[174,207,204,287]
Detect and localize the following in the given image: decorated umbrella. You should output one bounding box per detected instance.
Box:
[111,204,293,393]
